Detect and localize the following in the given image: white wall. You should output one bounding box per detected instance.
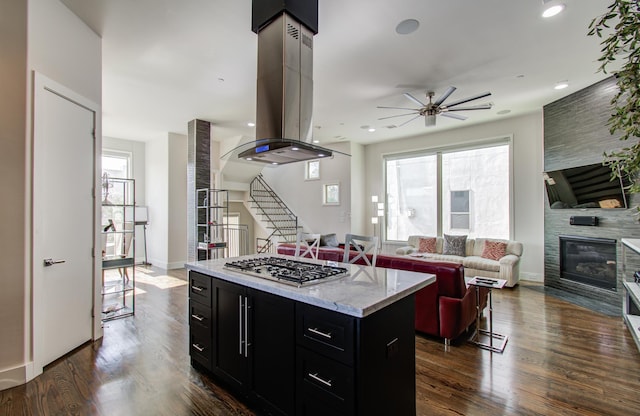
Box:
[103,136,147,263]
[0,0,101,390]
[364,112,544,281]
[167,132,187,268]
[145,137,169,268]
[144,133,188,269]
[261,142,352,241]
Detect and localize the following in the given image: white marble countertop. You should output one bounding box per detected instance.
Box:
[185,254,435,318]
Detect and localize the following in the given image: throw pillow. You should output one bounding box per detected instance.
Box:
[442,234,467,256]
[320,233,339,247]
[482,240,507,261]
[418,237,437,253]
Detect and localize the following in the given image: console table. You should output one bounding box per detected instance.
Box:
[621,238,640,352]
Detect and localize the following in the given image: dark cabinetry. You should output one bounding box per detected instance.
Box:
[296,299,415,416]
[188,270,417,416]
[189,271,295,416]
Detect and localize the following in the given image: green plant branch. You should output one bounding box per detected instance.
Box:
[588,0,640,188]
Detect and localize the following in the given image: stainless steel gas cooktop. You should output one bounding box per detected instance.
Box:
[224,257,349,287]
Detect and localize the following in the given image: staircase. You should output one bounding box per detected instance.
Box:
[250,174,300,253]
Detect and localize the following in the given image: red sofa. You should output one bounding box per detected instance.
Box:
[276,243,487,344]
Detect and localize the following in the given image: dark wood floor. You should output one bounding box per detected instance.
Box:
[2,266,640,416]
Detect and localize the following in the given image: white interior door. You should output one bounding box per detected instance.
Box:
[33,73,97,369]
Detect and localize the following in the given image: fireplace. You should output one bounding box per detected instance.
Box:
[559,235,617,291]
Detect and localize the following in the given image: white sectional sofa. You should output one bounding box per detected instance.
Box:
[395,235,523,287]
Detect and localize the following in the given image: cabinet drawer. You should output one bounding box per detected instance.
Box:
[189,271,212,306]
[296,347,354,415]
[190,325,212,371]
[297,303,355,365]
[189,300,211,330]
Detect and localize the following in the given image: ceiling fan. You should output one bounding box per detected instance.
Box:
[377,86,492,127]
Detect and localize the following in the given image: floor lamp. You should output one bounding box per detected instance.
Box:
[371,196,384,248]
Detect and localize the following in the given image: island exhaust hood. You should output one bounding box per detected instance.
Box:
[239,1,334,165]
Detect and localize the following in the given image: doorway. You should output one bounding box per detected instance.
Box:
[32,72,101,374]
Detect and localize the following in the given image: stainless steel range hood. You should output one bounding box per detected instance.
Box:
[239,7,333,165]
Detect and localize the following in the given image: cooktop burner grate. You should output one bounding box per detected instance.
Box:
[224,257,349,287]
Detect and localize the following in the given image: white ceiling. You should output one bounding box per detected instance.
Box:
[60,0,612,146]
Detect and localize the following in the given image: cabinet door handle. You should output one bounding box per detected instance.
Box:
[308,327,332,339]
[191,285,204,292]
[191,314,205,322]
[239,295,244,355]
[192,343,205,352]
[308,372,332,388]
[244,296,249,357]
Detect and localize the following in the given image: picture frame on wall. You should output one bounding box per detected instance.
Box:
[323,182,340,205]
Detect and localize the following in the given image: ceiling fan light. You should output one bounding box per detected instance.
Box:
[554,80,569,90]
[542,2,565,18]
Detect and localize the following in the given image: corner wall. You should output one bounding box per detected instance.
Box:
[261,142,352,240]
[543,76,640,307]
[364,113,545,281]
[0,0,101,390]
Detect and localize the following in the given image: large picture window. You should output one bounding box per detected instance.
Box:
[385,140,511,241]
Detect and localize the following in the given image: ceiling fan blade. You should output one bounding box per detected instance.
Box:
[397,115,422,127]
[376,106,419,111]
[446,103,493,111]
[425,114,436,127]
[403,92,426,107]
[441,112,467,121]
[433,86,457,106]
[378,112,420,121]
[443,91,492,108]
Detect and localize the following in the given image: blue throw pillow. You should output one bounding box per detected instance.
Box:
[443,234,467,256]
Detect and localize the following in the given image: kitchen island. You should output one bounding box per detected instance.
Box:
[185,254,435,416]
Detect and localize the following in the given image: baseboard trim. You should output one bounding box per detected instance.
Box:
[0,362,37,391]
[520,272,543,282]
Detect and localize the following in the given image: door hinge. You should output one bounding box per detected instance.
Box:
[91,247,95,258]
[91,308,95,318]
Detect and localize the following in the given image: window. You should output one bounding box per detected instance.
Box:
[306,160,320,180]
[323,182,340,205]
[385,141,510,241]
[101,150,132,205]
[450,190,470,230]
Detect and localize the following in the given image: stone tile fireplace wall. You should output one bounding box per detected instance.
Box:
[544,76,640,308]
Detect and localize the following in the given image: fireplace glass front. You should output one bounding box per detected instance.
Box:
[559,235,617,291]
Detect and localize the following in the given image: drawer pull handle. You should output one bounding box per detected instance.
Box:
[309,372,332,388]
[192,343,205,352]
[191,285,205,292]
[191,314,205,322]
[308,327,332,339]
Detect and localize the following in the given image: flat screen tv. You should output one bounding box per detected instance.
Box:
[543,163,629,209]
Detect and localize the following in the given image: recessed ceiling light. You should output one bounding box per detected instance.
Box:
[313,140,320,144]
[554,81,569,90]
[542,2,565,18]
[247,122,255,127]
[291,146,299,151]
[271,162,278,165]
[318,153,326,157]
[368,128,376,133]
[246,157,252,161]
[396,19,420,35]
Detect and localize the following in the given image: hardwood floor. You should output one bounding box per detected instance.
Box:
[2,267,640,416]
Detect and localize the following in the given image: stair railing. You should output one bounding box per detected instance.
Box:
[250,174,299,253]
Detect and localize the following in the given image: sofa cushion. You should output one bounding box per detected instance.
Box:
[320,233,339,247]
[463,256,501,273]
[481,240,507,260]
[443,234,467,256]
[418,237,437,253]
[473,238,523,257]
